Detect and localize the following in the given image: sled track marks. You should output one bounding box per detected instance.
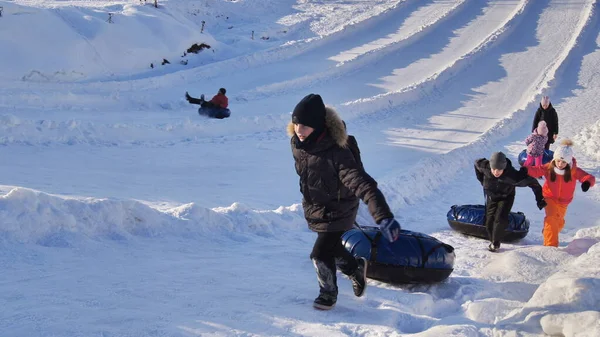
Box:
[235,0,469,101]
[341,0,533,121]
[366,0,599,214]
[528,1,599,101]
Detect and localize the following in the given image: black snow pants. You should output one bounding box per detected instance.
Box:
[485,195,515,244]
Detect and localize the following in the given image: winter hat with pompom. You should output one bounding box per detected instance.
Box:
[537,121,549,136]
[553,139,574,164]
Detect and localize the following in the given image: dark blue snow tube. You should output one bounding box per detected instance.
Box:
[447,204,529,242]
[341,226,455,284]
[198,107,231,119]
[518,149,554,166]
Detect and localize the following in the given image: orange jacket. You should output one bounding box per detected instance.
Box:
[210,93,228,109]
[526,158,595,205]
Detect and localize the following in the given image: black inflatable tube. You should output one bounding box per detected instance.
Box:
[342,227,455,284]
[447,220,528,242]
[366,262,455,284]
[446,204,530,242]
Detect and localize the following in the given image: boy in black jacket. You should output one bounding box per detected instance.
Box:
[475,152,546,252]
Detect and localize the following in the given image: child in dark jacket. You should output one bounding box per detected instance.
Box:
[475,152,546,252]
[288,93,401,310]
[524,121,548,167]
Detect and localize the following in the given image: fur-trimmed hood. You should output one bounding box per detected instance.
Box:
[286,106,348,147]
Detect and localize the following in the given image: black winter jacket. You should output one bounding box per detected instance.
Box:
[288,107,393,232]
[475,158,544,202]
[532,103,559,144]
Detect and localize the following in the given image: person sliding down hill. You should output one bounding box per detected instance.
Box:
[185,88,229,109]
[287,93,401,311]
[475,152,546,253]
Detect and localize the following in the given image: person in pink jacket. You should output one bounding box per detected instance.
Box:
[524,121,548,166]
[526,139,596,246]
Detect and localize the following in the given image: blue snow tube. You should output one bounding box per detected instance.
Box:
[341,226,455,284]
[198,107,231,119]
[518,149,554,166]
[446,204,529,242]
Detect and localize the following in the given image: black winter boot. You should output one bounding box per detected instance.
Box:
[349,257,368,297]
[313,291,337,310]
[312,259,338,310]
[488,241,500,252]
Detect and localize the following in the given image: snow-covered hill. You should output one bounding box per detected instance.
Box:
[1,1,599,336]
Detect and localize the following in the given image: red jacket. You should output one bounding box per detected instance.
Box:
[210,93,228,109]
[526,158,596,205]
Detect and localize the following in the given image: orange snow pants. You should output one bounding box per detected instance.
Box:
[543,199,569,247]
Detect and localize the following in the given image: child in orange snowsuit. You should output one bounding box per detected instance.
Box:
[526,139,596,247]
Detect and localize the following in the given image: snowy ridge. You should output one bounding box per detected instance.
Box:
[0,187,306,245]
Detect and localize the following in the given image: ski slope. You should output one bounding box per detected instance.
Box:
[1,0,599,336]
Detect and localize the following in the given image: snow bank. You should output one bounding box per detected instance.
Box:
[0,187,306,245]
[494,226,600,337]
[573,120,600,162]
[540,311,600,337]
[0,1,216,81]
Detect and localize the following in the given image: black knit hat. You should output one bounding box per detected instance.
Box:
[490,152,507,170]
[292,94,326,130]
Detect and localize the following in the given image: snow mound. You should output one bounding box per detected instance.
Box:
[498,227,600,337]
[573,120,600,162]
[0,187,305,245]
[0,2,215,81]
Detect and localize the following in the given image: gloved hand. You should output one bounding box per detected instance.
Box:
[185,91,191,101]
[582,181,591,192]
[536,199,547,210]
[378,218,401,243]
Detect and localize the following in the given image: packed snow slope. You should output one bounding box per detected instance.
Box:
[1,1,599,336]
